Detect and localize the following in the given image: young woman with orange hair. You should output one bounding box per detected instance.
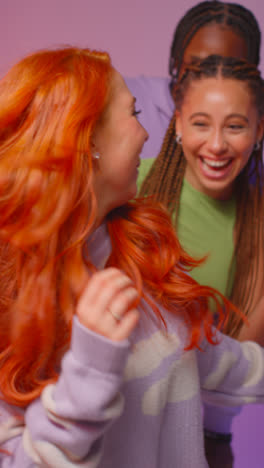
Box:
[0,47,264,468]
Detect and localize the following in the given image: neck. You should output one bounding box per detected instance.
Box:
[86,221,112,269]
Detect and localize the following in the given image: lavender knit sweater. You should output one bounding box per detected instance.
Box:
[1,226,264,467]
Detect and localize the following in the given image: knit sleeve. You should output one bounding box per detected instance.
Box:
[0,317,130,467]
[197,330,264,408]
[202,402,241,435]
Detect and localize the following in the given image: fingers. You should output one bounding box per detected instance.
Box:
[108,285,138,321]
[76,268,140,342]
[79,268,134,312]
[111,308,139,342]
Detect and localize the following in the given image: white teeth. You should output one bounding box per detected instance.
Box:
[202,158,230,168]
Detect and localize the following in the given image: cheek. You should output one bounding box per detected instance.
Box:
[133,121,145,141]
[182,130,206,156]
[118,122,136,146]
[230,135,255,159]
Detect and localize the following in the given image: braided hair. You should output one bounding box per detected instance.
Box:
[140,55,264,338]
[169,1,261,88]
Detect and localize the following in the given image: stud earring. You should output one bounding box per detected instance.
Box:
[254,141,261,151]
[175,134,182,145]
[92,152,100,160]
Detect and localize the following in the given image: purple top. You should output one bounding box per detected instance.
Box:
[1,225,264,467]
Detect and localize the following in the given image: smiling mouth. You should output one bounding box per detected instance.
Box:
[201,157,232,170]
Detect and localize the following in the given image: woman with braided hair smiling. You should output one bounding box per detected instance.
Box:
[139,54,264,467]
[126,3,263,466]
[126,1,261,162]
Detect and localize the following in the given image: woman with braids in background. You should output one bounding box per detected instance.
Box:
[126,2,263,466]
[126,0,261,163]
[140,55,264,467]
[1,46,264,468]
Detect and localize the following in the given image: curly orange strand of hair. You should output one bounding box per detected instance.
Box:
[107,198,245,350]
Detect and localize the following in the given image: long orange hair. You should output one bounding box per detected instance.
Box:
[0,47,242,407]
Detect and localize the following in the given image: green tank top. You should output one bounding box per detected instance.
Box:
[138,158,236,297]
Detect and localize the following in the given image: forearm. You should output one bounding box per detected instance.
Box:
[0,318,129,467]
[198,330,264,407]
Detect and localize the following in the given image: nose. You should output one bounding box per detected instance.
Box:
[207,129,227,155]
[143,126,149,142]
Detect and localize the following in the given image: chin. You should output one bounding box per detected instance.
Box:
[110,184,138,210]
[126,185,138,200]
[203,183,233,200]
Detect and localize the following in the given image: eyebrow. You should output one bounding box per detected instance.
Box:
[184,55,200,64]
[189,55,200,61]
[227,113,249,123]
[190,112,249,123]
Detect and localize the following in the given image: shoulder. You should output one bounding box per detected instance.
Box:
[125,75,169,93]
[125,76,173,114]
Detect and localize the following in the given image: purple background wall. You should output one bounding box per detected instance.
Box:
[1,1,264,466]
[2,0,264,76]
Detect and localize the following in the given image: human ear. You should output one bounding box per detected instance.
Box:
[90,141,101,161]
[175,110,182,138]
[256,117,264,143]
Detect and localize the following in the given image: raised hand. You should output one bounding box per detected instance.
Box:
[76,267,140,342]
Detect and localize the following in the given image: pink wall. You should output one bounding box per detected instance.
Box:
[1,1,264,466]
[1,0,264,77]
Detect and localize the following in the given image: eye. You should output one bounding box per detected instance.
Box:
[192,121,207,128]
[227,123,246,132]
[133,109,142,118]
[228,124,244,130]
